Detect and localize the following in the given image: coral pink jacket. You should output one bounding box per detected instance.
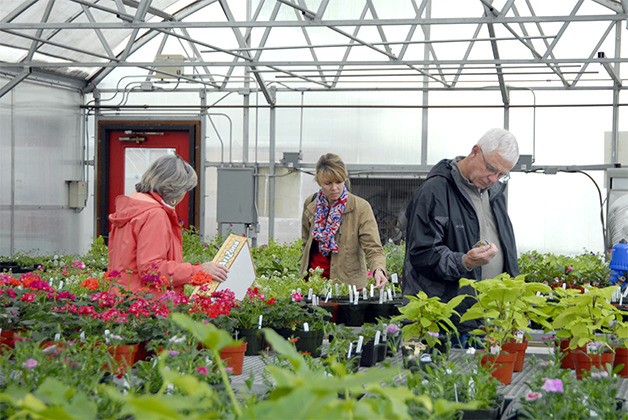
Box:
[107,192,202,296]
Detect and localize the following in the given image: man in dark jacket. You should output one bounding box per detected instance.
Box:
[402,128,520,345]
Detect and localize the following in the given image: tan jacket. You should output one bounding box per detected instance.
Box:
[301,192,387,288]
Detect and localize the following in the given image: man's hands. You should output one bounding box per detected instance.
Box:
[463,242,498,271]
[201,262,229,282]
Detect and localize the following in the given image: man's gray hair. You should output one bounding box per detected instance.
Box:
[477,128,520,165]
[135,154,197,203]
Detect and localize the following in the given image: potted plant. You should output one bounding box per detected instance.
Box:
[405,350,507,419]
[550,285,622,377]
[391,291,466,352]
[458,274,552,382]
[357,322,387,366]
[517,356,623,418]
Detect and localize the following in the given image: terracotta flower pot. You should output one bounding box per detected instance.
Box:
[103,343,139,376]
[480,351,517,385]
[501,340,528,372]
[219,342,247,375]
[614,346,628,377]
[0,329,22,351]
[559,339,585,370]
[572,350,615,380]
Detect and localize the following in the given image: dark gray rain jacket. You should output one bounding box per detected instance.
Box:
[402,158,519,334]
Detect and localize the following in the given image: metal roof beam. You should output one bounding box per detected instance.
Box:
[4,58,628,68]
[482,0,571,87]
[25,0,56,62]
[0,68,30,99]
[218,0,273,106]
[572,21,615,86]
[118,0,152,62]
[482,1,509,106]
[7,15,628,30]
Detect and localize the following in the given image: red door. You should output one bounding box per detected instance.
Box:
[97,121,200,238]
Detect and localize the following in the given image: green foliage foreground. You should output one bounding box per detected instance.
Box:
[0,314,470,420]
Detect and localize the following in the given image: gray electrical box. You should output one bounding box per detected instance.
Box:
[217,167,256,226]
[67,180,87,209]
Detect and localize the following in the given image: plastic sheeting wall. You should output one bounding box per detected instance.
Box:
[0,78,90,256]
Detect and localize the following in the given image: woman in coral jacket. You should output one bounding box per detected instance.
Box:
[107,154,227,296]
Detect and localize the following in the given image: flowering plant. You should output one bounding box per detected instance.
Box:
[228,287,277,330]
[517,356,621,418]
[406,351,500,415]
[188,288,236,319]
[519,250,610,287]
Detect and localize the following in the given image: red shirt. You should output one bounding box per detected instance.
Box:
[309,242,331,278]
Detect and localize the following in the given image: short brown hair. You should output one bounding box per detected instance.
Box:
[315,153,348,184]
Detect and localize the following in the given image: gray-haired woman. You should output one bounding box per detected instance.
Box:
[107,154,227,296]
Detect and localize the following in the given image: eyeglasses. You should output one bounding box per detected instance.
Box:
[478,147,510,183]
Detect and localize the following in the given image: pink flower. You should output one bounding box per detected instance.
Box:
[23,358,38,369]
[196,366,208,376]
[541,378,564,393]
[567,265,573,272]
[525,392,542,401]
[386,324,400,334]
[20,293,36,302]
[168,350,180,356]
[291,291,303,302]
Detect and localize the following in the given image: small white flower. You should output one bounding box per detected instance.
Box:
[466,347,476,355]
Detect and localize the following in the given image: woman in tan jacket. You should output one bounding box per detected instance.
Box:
[301,153,388,289]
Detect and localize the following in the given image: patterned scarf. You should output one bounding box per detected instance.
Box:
[312,186,348,256]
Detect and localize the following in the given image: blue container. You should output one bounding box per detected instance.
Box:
[610,242,628,271]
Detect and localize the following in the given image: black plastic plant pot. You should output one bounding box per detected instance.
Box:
[375,343,387,362]
[336,302,367,327]
[359,341,379,367]
[237,328,265,356]
[292,330,324,358]
[364,302,395,323]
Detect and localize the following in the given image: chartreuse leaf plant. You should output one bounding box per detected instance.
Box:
[392,291,466,348]
[459,274,552,349]
[550,285,625,351]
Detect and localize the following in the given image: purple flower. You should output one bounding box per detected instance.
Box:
[525,392,542,401]
[541,378,564,393]
[168,350,180,356]
[23,358,38,369]
[386,324,400,334]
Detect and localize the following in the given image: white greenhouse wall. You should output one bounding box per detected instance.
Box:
[0,78,94,257]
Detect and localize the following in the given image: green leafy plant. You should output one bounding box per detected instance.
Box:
[250,240,302,277]
[551,285,623,350]
[519,250,611,287]
[459,274,552,349]
[406,351,499,417]
[392,291,465,348]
